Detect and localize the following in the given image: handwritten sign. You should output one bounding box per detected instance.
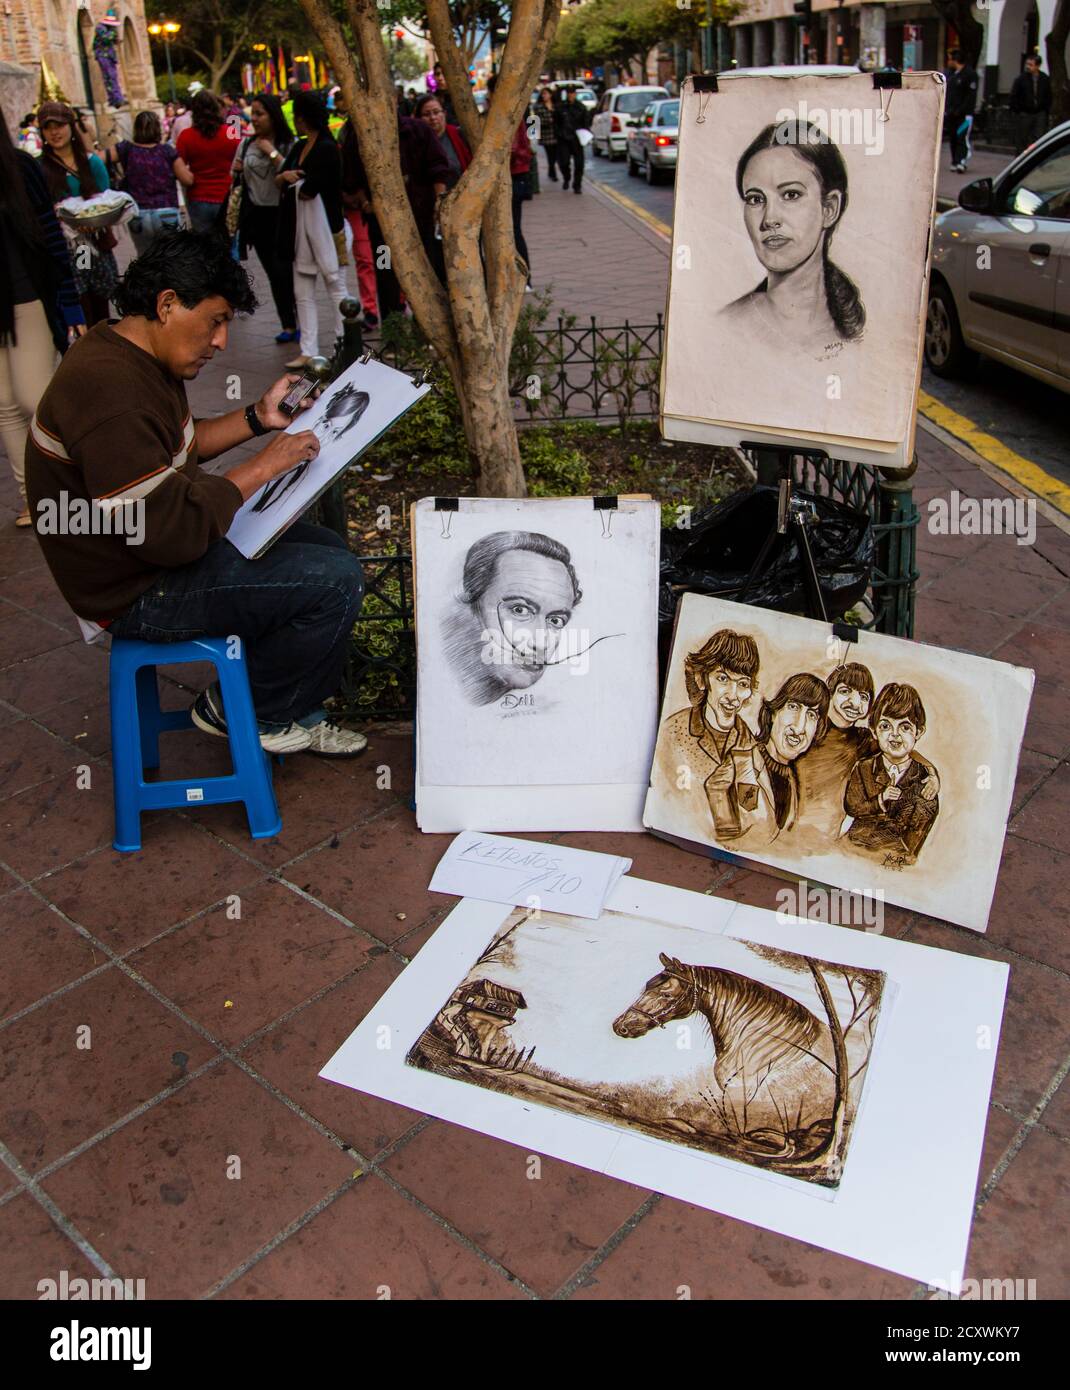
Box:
[428,833,631,920]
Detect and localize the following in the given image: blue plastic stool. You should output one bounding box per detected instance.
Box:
[109,637,282,852]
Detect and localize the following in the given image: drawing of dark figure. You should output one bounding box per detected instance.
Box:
[407,978,533,1078]
[705,672,830,848]
[316,383,370,445]
[250,460,310,514]
[719,119,865,358]
[654,627,762,833]
[845,683,939,863]
[442,530,583,706]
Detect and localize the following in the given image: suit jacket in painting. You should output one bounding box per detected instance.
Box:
[844,753,939,858]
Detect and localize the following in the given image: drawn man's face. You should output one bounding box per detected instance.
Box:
[476,550,576,688]
[875,715,918,763]
[830,682,870,729]
[769,700,820,761]
[703,664,754,732]
[740,146,841,277]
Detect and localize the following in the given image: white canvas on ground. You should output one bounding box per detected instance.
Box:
[428,832,631,919]
[320,877,1008,1292]
[644,593,1034,932]
[226,357,429,558]
[413,496,660,832]
[662,71,945,470]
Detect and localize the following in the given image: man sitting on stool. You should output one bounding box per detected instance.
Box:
[26,229,367,757]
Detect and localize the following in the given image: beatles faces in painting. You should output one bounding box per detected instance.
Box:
[719,120,865,357]
[845,683,940,862]
[443,531,583,706]
[828,668,873,729]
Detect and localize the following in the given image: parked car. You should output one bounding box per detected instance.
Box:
[627,98,680,183]
[576,87,597,112]
[591,85,669,159]
[926,121,1070,392]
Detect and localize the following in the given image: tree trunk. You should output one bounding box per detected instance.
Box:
[806,960,849,1171]
[1049,0,1070,127]
[299,0,559,497]
[929,1,984,70]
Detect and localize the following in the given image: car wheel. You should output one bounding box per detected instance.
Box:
[644,154,659,186]
[627,153,639,176]
[925,280,973,378]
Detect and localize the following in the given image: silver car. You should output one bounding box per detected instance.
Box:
[627,99,680,184]
[926,121,1070,392]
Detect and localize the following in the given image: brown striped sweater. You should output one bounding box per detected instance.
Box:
[25,323,242,622]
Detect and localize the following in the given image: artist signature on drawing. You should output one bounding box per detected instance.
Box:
[500,693,536,710]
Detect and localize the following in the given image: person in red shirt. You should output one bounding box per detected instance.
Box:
[176,90,241,234]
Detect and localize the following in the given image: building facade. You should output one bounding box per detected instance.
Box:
[0,0,158,136]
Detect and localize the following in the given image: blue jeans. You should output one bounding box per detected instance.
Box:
[128,206,182,256]
[187,199,224,234]
[109,523,364,726]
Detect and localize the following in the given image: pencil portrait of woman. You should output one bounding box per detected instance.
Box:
[719,118,865,358]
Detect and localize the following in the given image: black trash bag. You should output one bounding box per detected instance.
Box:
[659,484,873,646]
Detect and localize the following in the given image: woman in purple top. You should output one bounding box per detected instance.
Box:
[109,111,193,256]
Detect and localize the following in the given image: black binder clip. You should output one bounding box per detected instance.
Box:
[594,495,617,538]
[434,497,457,539]
[832,621,860,645]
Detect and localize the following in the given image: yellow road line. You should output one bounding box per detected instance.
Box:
[917,389,1070,518]
[593,180,672,241]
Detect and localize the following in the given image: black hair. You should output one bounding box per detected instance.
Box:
[871,683,926,737]
[0,99,50,345]
[113,229,258,318]
[460,531,582,607]
[133,110,162,144]
[735,119,865,342]
[191,89,224,137]
[947,49,962,63]
[251,92,293,151]
[37,100,98,199]
[826,662,874,699]
[414,93,445,119]
[757,673,830,748]
[292,91,332,136]
[322,384,370,424]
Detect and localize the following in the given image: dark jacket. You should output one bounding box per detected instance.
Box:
[276,132,344,262]
[341,114,451,243]
[1010,70,1051,114]
[2,151,84,353]
[556,100,590,147]
[845,753,939,858]
[945,65,979,124]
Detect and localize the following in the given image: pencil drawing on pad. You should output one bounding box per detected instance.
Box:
[414,498,660,801]
[645,593,1034,931]
[407,906,885,1188]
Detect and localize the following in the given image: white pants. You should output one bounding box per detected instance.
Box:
[0,299,58,503]
[293,267,348,361]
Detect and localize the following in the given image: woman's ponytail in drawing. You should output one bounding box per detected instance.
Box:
[736,119,866,342]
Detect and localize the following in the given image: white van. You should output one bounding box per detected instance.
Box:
[591,86,670,158]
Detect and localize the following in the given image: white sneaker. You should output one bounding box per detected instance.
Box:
[303,717,368,758]
[191,685,312,755]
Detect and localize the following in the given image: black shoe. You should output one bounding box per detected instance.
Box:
[574,185,582,194]
[562,181,569,190]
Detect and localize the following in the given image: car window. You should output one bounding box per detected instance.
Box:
[659,101,680,126]
[1001,143,1070,219]
[616,91,658,115]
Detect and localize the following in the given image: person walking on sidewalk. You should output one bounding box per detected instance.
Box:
[109,111,191,256]
[337,96,380,329]
[0,102,85,528]
[25,231,367,756]
[231,94,299,344]
[945,50,978,174]
[175,92,237,233]
[1009,56,1051,153]
[276,91,351,370]
[535,88,560,182]
[556,87,590,193]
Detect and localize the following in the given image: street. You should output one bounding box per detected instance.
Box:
[580,144,1070,494]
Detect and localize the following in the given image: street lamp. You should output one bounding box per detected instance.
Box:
[147,20,181,104]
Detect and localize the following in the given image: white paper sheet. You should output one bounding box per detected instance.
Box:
[428,832,631,919]
[226,357,429,559]
[321,877,1007,1292]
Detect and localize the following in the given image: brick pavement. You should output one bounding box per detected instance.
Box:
[0,180,1067,1301]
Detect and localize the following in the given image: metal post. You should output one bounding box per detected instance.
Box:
[876,464,919,637]
[165,39,175,103]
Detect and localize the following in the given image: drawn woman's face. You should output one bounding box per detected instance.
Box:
[769,699,820,761]
[476,549,576,685]
[830,682,870,729]
[740,146,842,277]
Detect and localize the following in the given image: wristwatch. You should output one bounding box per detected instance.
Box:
[244,403,271,437]
[269,148,281,162]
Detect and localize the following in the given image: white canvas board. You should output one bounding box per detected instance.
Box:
[662,71,944,469]
[320,876,1008,1292]
[413,496,660,830]
[644,593,1034,932]
[226,357,429,558]
[428,832,631,919]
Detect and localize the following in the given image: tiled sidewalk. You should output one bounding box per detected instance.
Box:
[0,187,1068,1301]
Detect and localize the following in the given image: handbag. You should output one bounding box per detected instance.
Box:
[225,137,250,238]
[332,227,349,266]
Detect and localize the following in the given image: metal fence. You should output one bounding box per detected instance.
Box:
[336,318,919,722]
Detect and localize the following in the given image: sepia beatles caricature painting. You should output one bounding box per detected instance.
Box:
[662,72,945,470]
[644,593,1034,932]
